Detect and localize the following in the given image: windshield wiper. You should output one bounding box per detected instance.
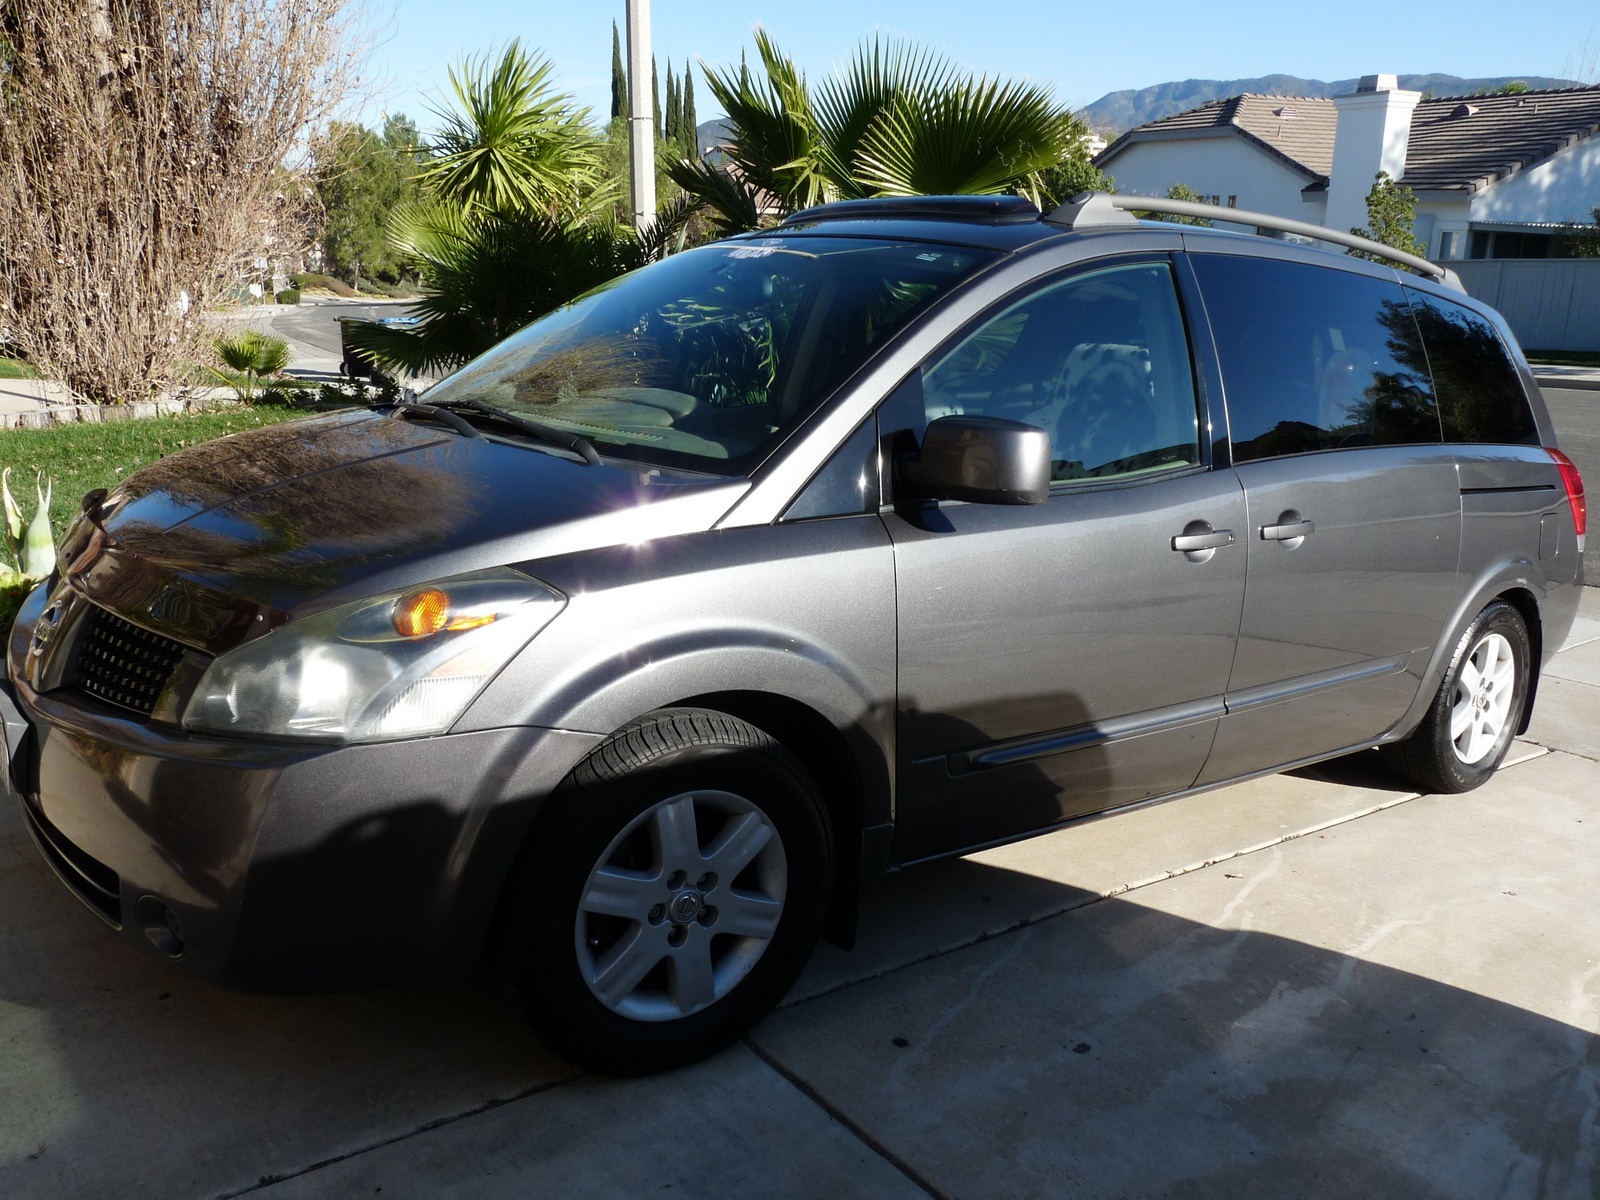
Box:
[384,402,486,440]
[430,397,603,466]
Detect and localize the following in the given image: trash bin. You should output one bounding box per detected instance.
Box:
[336,317,388,382]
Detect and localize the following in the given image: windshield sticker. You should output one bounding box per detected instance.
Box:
[727,246,776,259]
[916,252,943,262]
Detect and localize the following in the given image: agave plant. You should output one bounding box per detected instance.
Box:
[210,330,294,404]
[668,30,1090,232]
[2,467,55,580]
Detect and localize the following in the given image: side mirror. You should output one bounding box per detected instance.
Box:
[899,415,1052,506]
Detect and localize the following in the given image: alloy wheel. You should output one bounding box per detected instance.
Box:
[574,790,787,1022]
[1450,631,1517,765]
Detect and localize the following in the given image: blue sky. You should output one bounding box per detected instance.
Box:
[354,0,1599,132]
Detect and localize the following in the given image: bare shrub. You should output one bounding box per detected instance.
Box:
[0,0,359,403]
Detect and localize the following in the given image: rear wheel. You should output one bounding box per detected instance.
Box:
[1381,600,1532,793]
[495,709,831,1075]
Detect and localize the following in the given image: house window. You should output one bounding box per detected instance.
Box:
[1470,231,1555,260]
[1227,195,1237,208]
[1438,231,1460,259]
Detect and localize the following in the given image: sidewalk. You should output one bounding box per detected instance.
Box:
[3,591,1599,1198]
[1531,363,1600,391]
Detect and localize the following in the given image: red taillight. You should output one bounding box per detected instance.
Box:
[1548,447,1587,540]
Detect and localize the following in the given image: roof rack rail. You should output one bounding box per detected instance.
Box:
[781,195,1041,226]
[1044,191,1464,291]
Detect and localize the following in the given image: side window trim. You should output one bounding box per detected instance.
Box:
[1171,251,1231,471]
[876,252,1210,505]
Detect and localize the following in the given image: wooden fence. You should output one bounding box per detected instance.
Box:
[1453,258,1600,353]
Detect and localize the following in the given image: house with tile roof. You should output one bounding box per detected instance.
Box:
[1094,76,1600,263]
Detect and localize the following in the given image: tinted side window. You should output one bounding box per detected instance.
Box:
[1191,254,1441,462]
[1403,289,1539,445]
[897,261,1201,484]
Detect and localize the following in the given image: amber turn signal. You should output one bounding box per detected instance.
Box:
[394,588,450,637]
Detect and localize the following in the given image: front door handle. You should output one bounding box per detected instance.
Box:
[1172,520,1234,563]
[1172,530,1235,552]
[1260,519,1315,541]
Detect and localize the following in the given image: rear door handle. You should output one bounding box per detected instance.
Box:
[1171,530,1235,552]
[1260,519,1315,541]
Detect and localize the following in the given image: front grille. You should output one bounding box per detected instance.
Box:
[21,796,122,926]
[68,607,188,717]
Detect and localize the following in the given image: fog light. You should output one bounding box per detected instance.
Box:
[136,896,185,958]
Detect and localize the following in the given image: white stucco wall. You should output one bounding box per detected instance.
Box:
[1097,136,1317,221]
[1470,136,1600,224]
[1414,200,1472,259]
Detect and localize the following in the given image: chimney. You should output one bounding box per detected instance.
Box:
[1325,74,1421,240]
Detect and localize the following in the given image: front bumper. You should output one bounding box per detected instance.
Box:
[10,674,601,988]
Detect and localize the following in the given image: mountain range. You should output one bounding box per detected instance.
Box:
[1082,74,1584,136]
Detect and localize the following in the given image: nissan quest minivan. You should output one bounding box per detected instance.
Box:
[3,194,1586,1074]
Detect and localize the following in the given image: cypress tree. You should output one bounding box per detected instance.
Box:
[683,67,698,154]
[652,56,660,134]
[666,61,680,143]
[610,21,626,120]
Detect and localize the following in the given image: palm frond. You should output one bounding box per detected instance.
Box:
[354,206,646,375]
[636,192,703,262]
[856,73,1079,196]
[419,40,604,214]
[811,35,953,192]
[664,155,763,236]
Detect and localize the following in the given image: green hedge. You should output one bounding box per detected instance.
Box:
[275,288,301,305]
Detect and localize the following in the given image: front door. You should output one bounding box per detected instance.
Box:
[884,258,1247,862]
[1186,251,1463,784]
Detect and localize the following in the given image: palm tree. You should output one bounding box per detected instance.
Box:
[418,40,606,217]
[344,201,647,375]
[210,330,292,404]
[668,30,1090,233]
[343,43,697,377]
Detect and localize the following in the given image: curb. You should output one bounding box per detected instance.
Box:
[0,394,245,430]
[1533,374,1600,393]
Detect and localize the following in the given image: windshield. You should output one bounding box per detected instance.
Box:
[422,236,996,473]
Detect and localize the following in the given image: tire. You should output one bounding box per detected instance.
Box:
[1381,600,1532,794]
[494,708,832,1075]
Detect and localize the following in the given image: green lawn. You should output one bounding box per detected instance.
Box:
[0,406,302,532]
[1525,350,1600,368]
[0,358,36,379]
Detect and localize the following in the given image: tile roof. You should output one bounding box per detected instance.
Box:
[1404,88,1600,191]
[1097,86,1600,194]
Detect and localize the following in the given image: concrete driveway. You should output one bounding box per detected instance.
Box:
[2,588,1597,1198]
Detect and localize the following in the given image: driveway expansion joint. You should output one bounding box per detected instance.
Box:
[742,1037,952,1200]
[211,1074,580,1200]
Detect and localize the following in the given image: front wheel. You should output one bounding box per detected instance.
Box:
[494,709,831,1075]
[1381,600,1532,793]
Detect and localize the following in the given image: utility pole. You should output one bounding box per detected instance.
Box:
[625,0,655,232]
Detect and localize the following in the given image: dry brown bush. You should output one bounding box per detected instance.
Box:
[0,0,359,402]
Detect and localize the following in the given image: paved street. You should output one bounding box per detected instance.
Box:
[2,582,1597,1196]
[213,297,418,384]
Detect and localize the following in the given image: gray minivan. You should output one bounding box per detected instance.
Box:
[4,194,1586,1073]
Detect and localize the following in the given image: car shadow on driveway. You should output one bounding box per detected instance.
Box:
[5,746,1597,1199]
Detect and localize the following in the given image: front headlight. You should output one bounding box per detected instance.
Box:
[183,567,565,743]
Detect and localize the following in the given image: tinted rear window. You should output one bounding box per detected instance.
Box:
[1191,254,1441,462]
[1403,289,1539,446]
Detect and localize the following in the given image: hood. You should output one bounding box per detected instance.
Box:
[61,410,745,653]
